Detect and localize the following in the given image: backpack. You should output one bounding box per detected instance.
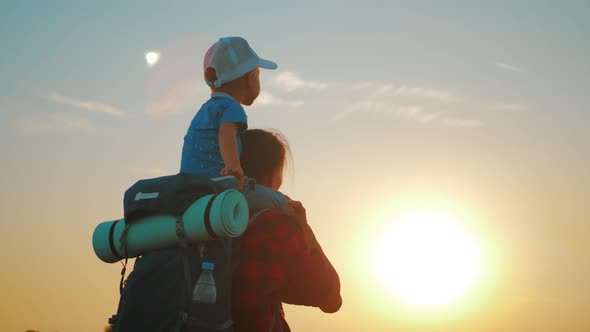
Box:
[108,173,271,332]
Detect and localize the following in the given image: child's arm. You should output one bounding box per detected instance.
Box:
[219,122,244,188]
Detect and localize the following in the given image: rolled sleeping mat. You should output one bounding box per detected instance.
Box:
[92,188,248,263]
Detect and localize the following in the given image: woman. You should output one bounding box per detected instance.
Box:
[233,129,342,331]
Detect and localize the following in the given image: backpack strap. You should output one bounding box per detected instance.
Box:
[249,208,271,225]
[174,213,198,332]
[175,214,194,301]
[232,208,272,273]
[173,208,274,332]
[176,202,235,332]
[118,223,132,294]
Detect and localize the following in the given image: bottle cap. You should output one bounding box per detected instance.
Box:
[202,262,215,270]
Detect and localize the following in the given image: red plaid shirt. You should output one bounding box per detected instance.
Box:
[232,210,342,332]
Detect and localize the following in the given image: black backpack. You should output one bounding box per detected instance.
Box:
[108,173,269,332]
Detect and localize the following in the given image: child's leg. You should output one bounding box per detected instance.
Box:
[211,176,288,213]
[242,178,288,213]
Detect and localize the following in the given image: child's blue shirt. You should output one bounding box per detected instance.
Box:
[180,92,247,178]
[180,92,288,214]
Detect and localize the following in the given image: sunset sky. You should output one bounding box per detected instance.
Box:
[1,1,589,331]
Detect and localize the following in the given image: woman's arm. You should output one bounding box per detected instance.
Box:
[235,210,342,313]
[279,215,343,313]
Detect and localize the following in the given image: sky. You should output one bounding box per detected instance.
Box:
[1,1,589,331]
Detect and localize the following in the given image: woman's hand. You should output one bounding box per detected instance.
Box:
[285,196,305,220]
[285,196,320,249]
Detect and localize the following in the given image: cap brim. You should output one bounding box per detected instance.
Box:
[258,58,278,70]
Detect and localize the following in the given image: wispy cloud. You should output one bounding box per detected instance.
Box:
[365,83,458,102]
[274,71,330,92]
[333,100,483,128]
[12,113,94,135]
[44,92,126,117]
[487,103,529,112]
[496,62,523,72]
[351,81,372,90]
[396,106,440,123]
[275,74,459,104]
[256,91,304,108]
[269,70,526,129]
[333,102,439,123]
[332,101,391,121]
[442,117,483,128]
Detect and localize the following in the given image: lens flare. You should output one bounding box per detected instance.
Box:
[145,51,160,67]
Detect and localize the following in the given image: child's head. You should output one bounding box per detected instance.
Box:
[203,37,277,106]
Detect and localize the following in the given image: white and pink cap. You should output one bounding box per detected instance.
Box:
[203,36,278,88]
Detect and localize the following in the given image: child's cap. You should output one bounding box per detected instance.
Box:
[203,36,278,88]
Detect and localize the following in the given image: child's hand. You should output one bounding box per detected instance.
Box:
[221,163,244,190]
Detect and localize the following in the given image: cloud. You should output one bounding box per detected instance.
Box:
[333,102,438,123]
[44,92,126,117]
[396,106,440,123]
[280,76,458,103]
[275,70,474,127]
[265,71,502,128]
[367,83,458,102]
[274,71,330,92]
[351,81,372,90]
[442,117,483,128]
[12,113,94,135]
[333,100,483,128]
[332,101,391,121]
[487,103,529,112]
[496,62,523,72]
[256,91,304,108]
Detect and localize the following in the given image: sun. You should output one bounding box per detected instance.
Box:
[373,210,482,307]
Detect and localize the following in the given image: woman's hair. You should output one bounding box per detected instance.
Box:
[240,129,292,185]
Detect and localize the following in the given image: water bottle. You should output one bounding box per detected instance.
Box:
[192,261,217,303]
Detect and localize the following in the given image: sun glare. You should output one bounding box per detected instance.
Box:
[374,210,482,307]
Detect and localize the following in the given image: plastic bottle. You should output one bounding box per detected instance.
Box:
[192,261,217,303]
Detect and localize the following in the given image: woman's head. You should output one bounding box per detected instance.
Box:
[240,129,291,190]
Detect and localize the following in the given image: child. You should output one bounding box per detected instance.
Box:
[180,36,289,213]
